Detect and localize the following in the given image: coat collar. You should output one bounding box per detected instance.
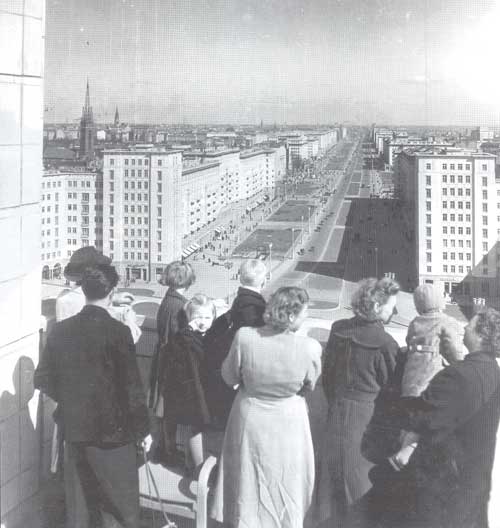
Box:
[80,304,112,319]
[167,288,188,302]
[331,316,390,348]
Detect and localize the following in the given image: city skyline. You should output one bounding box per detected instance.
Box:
[44,0,500,127]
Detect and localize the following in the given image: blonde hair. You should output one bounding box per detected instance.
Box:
[239,259,267,288]
[351,277,400,321]
[184,293,216,321]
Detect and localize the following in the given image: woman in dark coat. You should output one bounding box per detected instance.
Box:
[383,308,500,528]
[163,294,215,471]
[315,277,401,528]
[149,260,195,464]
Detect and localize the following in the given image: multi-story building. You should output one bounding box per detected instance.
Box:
[383,137,454,167]
[41,169,103,279]
[102,147,183,282]
[472,126,494,142]
[240,150,268,199]
[397,147,499,299]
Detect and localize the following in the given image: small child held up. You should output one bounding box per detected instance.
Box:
[162,294,216,474]
[390,283,465,469]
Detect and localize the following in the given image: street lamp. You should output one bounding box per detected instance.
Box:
[301,215,304,244]
[268,242,273,280]
[308,206,312,233]
[291,228,295,259]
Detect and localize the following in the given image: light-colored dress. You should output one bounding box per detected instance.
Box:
[210,326,322,528]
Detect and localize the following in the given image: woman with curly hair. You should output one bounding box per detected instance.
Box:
[210,286,322,527]
[383,307,500,528]
[315,277,401,528]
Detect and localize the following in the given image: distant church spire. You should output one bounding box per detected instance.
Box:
[79,78,95,162]
[114,106,120,126]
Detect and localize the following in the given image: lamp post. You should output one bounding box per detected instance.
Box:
[301,216,304,244]
[268,242,273,280]
[291,228,295,259]
[308,206,312,233]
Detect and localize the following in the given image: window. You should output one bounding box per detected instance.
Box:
[426,176,431,186]
[483,229,488,238]
[483,203,488,212]
[451,252,456,260]
[132,159,136,165]
[443,252,448,260]
[458,164,463,170]
[450,175,455,183]
[157,219,162,228]
[458,214,463,222]
[442,175,447,183]
[426,201,432,211]
[442,201,448,209]
[426,240,432,249]
[157,183,162,193]
[110,170,114,180]
[442,163,447,170]
[450,226,455,234]
[443,226,447,234]
[450,214,455,221]
[483,177,488,186]
[458,188,463,196]
[459,252,463,260]
[483,216,488,225]
[483,164,488,171]
[426,214,431,224]
[458,202,463,209]
[466,214,471,222]
[426,163,431,170]
[466,227,471,235]
[466,253,471,261]
[450,164,455,170]
[442,188,447,196]
[483,242,488,252]
[124,252,128,260]
[426,253,432,263]
[458,175,462,184]
[451,266,456,273]
[466,175,470,183]
[158,159,162,166]
[443,239,448,247]
[426,227,432,236]
[458,227,463,235]
[110,159,114,165]
[443,265,448,273]
[443,214,447,221]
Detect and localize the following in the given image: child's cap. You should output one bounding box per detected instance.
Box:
[413,283,445,314]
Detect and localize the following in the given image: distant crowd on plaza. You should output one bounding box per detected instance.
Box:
[35,245,500,528]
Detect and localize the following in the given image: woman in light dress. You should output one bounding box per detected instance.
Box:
[211,286,322,528]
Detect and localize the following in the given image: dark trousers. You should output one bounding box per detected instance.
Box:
[64,442,139,528]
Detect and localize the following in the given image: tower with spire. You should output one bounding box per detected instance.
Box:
[79,79,95,161]
[114,106,120,127]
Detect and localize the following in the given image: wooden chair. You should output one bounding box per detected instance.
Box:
[139,456,217,528]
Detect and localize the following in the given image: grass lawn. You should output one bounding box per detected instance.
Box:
[269,201,317,222]
[233,228,303,258]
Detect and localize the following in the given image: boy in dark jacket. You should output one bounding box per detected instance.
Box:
[230,259,267,329]
[35,265,150,528]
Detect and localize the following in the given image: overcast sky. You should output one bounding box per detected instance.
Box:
[44,0,500,126]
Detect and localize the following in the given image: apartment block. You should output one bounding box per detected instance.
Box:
[102,147,183,282]
[41,169,103,279]
[397,147,499,298]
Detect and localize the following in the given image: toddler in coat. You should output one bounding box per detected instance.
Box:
[390,283,465,469]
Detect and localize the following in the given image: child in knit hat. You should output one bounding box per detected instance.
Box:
[389,283,465,470]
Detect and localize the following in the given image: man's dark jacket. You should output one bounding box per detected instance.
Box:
[394,351,500,528]
[230,286,266,330]
[34,305,149,444]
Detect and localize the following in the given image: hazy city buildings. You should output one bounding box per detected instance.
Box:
[397,147,499,298]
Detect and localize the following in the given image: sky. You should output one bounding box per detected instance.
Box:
[44,0,500,126]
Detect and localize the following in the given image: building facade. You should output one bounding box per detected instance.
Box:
[41,169,103,279]
[397,148,499,299]
[102,147,183,281]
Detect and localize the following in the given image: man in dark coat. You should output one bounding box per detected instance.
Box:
[35,265,149,528]
[383,308,500,528]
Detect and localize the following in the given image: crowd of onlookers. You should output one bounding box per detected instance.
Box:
[35,246,500,528]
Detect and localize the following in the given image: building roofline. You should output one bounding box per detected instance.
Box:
[182,161,220,175]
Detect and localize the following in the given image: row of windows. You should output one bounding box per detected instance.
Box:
[123,240,149,249]
[109,158,149,166]
[123,170,149,178]
[41,252,61,260]
[124,180,149,189]
[443,251,473,260]
[41,240,59,248]
[442,214,473,223]
[124,217,149,225]
[442,265,472,274]
[125,193,150,202]
[123,252,150,260]
[42,181,62,188]
[123,228,149,237]
[124,205,149,214]
[424,163,486,171]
